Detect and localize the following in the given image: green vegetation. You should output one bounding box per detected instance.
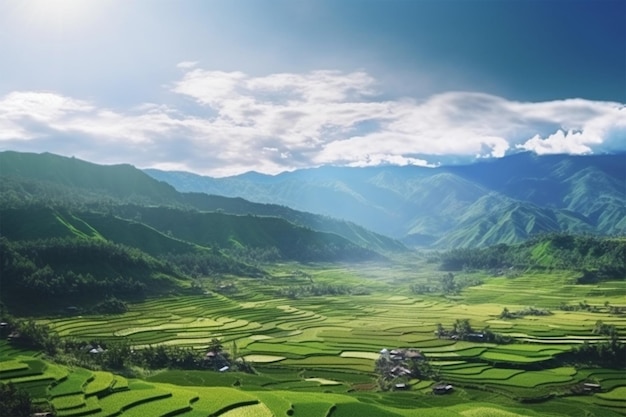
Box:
[0,151,405,254]
[0,150,624,416]
[0,382,35,416]
[147,152,626,247]
[439,234,626,277]
[2,248,624,416]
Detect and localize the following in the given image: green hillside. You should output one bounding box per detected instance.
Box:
[0,151,181,204]
[439,234,626,277]
[0,205,271,312]
[0,151,404,253]
[181,193,407,253]
[111,205,380,262]
[0,199,378,303]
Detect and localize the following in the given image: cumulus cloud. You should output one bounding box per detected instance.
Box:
[0,68,624,176]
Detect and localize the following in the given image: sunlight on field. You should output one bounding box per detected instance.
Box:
[305,377,341,385]
[460,407,534,417]
[3,258,625,417]
[340,351,380,360]
[243,355,286,363]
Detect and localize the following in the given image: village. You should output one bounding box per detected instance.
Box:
[376,347,453,394]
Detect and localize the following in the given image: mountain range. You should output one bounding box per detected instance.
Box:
[0,151,402,261]
[145,152,626,247]
[1,150,624,252]
[1,150,623,310]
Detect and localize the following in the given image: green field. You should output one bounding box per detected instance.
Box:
[2,257,625,416]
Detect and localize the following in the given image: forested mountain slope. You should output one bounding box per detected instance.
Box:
[0,152,390,312]
[0,151,404,253]
[147,152,626,247]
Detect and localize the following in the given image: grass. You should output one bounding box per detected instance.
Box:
[598,387,626,401]
[92,385,171,417]
[1,258,624,416]
[49,368,93,397]
[51,394,86,410]
[84,371,115,396]
[119,385,198,417]
[218,402,273,417]
[56,396,102,417]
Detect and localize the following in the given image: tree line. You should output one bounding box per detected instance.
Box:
[0,237,169,307]
[0,236,267,310]
[438,234,625,279]
[5,318,253,375]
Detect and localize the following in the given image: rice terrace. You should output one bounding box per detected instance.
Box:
[0,151,625,417]
[2,246,626,416]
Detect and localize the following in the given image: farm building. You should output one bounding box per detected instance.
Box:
[433,384,454,394]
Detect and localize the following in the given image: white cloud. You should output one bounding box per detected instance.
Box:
[176,61,198,69]
[0,69,624,176]
[517,130,596,155]
[0,91,94,140]
[516,103,626,155]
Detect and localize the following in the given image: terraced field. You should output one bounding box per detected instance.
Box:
[2,260,625,416]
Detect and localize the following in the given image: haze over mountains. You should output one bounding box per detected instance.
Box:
[0,151,402,263]
[0,150,624,252]
[0,150,624,311]
[146,152,626,247]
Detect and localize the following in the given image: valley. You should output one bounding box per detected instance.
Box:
[2,256,625,416]
[0,151,624,416]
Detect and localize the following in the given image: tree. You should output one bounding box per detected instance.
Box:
[103,339,131,369]
[454,319,473,339]
[208,338,223,354]
[499,307,515,319]
[593,320,617,337]
[12,320,60,355]
[440,273,456,294]
[374,355,394,391]
[0,382,32,417]
[435,323,446,338]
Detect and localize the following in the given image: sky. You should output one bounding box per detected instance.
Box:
[0,0,624,176]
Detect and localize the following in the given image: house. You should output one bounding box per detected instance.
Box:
[583,383,601,392]
[404,349,424,360]
[385,348,425,361]
[467,333,485,342]
[218,365,230,372]
[390,365,412,377]
[7,331,21,341]
[433,384,454,394]
[394,383,409,390]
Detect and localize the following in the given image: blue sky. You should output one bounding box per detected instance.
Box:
[0,0,624,176]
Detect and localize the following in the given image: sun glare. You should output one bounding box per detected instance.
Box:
[15,0,103,33]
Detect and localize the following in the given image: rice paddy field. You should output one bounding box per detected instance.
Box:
[2,256,625,416]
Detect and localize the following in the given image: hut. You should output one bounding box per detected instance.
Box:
[433,384,454,395]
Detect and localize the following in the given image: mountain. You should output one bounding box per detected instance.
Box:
[0,151,394,311]
[0,151,181,204]
[0,151,403,254]
[439,233,626,279]
[145,152,626,247]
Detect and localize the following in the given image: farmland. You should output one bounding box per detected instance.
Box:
[2,256,625,416]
